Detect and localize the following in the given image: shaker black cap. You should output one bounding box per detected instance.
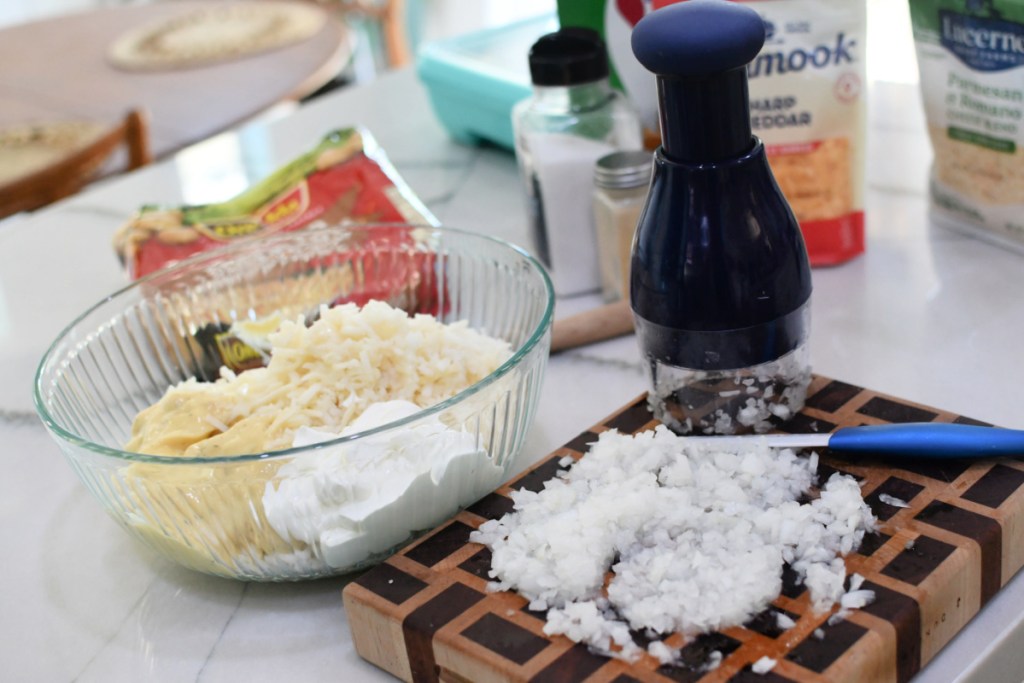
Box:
[528,28,609,86]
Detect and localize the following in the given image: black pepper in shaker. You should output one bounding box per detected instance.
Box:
[593,150,653,303]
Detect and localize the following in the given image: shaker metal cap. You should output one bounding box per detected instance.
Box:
[594,150,654,189]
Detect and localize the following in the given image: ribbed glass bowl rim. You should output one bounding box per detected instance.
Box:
[33,224,555,466]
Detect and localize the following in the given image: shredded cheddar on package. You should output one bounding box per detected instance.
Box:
[744,0,867,266]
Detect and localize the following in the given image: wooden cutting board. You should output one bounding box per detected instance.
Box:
[343,375,1024,682]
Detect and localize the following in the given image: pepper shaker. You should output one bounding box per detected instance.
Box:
[593,150,653,303]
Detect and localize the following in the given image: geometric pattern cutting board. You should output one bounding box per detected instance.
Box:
[343,376,1024,682]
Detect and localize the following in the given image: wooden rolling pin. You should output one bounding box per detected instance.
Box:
[550,299,635,353]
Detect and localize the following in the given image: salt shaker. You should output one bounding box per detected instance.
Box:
[629,0,813,435]
[512,28,642,297]
[593,150,653,303]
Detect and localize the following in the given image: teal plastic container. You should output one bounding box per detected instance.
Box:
[416,15,557,150]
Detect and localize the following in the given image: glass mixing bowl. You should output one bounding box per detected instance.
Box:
[34,224,553,581]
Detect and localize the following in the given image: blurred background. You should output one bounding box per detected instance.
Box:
[0,0,918,85]
[0,0,922,221]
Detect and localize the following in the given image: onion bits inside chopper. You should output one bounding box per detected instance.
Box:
[628,0,813,435]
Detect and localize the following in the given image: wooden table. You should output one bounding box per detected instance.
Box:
[0,0,352,160]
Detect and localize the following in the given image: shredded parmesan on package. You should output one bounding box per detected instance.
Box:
[126,300,512,457]
[911,0,1024,250]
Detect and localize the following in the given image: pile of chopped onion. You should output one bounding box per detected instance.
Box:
[470,426,877,664]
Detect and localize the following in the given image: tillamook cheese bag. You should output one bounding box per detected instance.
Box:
[745,0,867,266]
[563,0,868,266]
[910,0,1024,250]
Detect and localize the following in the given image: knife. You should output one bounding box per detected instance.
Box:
[690,423,1024,459]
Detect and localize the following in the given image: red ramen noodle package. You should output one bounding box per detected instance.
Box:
[113,127,437,279]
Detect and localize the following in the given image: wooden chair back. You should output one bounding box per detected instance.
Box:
[0,109,152,220]
[329,0,410,69]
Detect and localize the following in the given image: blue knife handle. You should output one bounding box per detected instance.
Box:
[828,423,1024,459]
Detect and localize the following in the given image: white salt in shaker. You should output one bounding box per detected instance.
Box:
[512,28,642,297]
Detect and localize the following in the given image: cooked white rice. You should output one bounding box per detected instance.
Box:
[126,300,512,457]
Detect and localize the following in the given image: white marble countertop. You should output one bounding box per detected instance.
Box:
[3,67,1024,682]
